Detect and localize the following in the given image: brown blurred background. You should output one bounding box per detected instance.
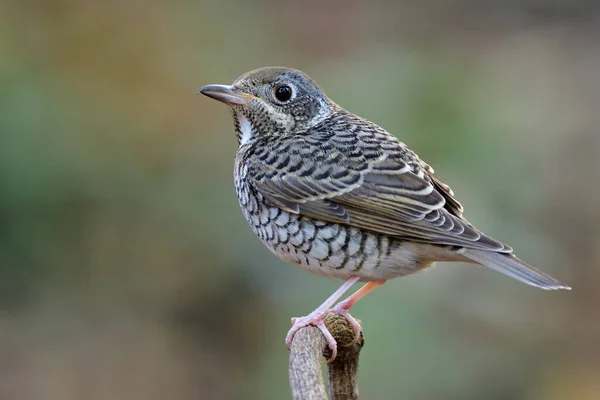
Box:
[1,1,599,399]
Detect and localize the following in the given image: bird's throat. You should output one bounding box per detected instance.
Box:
[235,112,255,146]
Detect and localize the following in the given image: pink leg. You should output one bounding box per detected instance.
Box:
[285,277,360,361]
[330,281,386,345]
[285,277,386,362]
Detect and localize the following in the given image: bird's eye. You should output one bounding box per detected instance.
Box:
[274,85,293,102]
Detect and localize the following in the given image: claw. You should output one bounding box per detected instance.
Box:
[330,303,363,346]
[286,307,364,362]
[286,310,339,363]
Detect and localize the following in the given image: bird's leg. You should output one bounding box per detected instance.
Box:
[330,280,386,346]
[285,276,360,361]
[285,277,386,362]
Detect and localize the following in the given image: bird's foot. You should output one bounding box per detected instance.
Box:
[285,305,363,363]
[286,309,339,361]
[330,298,363,346]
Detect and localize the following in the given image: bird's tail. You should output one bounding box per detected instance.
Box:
[462,249,571,290]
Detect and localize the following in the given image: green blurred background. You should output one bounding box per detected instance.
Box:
[1,1,599,399]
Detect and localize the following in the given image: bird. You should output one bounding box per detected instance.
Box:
[198,66,570,361]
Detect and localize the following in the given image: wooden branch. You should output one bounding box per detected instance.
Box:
[289,312,365,400]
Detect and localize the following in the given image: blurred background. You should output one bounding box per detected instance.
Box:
[1,0,599,399]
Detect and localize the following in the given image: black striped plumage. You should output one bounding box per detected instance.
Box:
[199,66,569,362]
[201,67,569,301]
[199,67,569,359]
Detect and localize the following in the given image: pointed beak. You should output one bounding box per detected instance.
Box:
[197,84,254,105]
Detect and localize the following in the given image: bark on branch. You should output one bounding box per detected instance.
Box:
[288,312,364,400]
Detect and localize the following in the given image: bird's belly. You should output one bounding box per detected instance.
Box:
[238,192,426,281]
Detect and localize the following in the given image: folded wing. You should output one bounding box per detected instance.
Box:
[247,111,511,253]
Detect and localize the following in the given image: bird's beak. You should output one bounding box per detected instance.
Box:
[197,84,254,105]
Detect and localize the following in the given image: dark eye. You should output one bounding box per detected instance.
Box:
[274,85,293,102]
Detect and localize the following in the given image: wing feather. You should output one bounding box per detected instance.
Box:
[245,110,511,253]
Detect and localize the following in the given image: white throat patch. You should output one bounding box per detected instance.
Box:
[237,113,253,146]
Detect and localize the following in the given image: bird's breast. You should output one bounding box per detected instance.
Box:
[233,168,425,281]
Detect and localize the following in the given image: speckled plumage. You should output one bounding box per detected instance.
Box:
[234,109,467,282]
[199,67,569,361]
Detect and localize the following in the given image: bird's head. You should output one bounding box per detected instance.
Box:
[199,67,335,145]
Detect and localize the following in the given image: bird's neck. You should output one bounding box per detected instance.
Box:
[233,111,257,146]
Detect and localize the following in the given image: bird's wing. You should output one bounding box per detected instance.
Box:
[421,162,465,217]
[247,111,511,253]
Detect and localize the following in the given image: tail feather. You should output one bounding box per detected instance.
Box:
[462,249,571,290]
